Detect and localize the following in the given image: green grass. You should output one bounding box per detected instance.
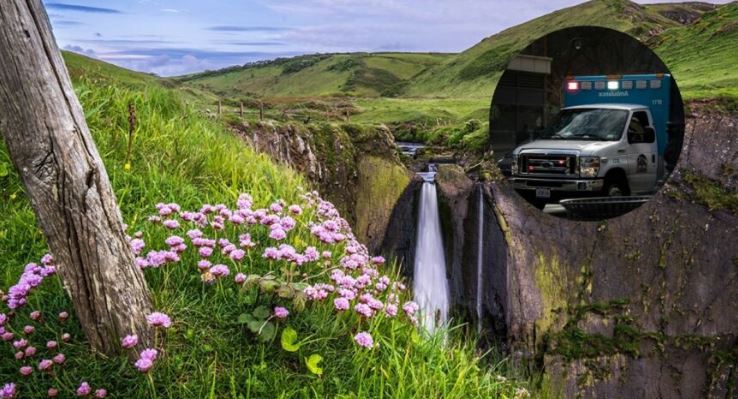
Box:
[180,53,450,99]
[654,3,738,100]
[0,60,530,397]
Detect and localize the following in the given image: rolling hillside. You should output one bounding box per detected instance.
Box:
[178,0,738,103]
[179,52,451,98]
[653,1,738,100]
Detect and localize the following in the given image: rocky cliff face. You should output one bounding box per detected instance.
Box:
[490,106,738,398]
[380,106,737,398]
[229,121,410,250]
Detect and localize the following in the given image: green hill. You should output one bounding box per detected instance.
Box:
[179,0,738,103]
[179,52,451,98]
[652,2,738,100]
[406,0,682,98]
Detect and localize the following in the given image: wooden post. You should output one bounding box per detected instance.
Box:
[239,102,244,118]
[0,0,153,355]
[218,100,222,116]
[259,101,264,121]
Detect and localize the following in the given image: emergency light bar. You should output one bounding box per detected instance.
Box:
[566,78,660,91]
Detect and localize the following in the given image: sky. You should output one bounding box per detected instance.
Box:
[44,0,734,76]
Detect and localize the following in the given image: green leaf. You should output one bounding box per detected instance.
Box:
[410,329,421,345]
[305,354,323,376]
[244,274,261,288]
[259,279,280,293]
[247,320,262,334]
[292,291,307,312]
[280,327,301,352]
[237,313,255,325]
[277,284,295,299]
[252,305,270,320]
[258,322,276,342]
[0,162,8,177]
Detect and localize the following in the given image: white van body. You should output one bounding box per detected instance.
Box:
[511,104,660,201]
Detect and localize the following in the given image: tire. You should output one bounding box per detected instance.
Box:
[603,176,630,197]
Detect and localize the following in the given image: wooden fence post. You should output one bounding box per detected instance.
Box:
[0,0,154,355]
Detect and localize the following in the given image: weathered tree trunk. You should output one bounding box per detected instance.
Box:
[0,0,153,354]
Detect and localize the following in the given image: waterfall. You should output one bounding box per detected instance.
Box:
[476,187,484,328]
[413,170,449,333]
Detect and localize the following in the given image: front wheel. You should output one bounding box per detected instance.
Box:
[602,177,630,197]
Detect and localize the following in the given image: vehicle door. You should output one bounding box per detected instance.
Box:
[626,111,658,194]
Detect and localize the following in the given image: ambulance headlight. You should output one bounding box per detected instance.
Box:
[579,156,600,177]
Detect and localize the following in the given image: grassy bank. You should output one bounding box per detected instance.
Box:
[0,66,529,397]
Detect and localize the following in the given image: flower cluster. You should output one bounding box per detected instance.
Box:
[132,191,420,351]
[6,256,56,309]
[0,280,86,399]
[121,311,172,374]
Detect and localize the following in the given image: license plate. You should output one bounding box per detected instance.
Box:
[535,188,551,198]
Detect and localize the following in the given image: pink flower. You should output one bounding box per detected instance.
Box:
[165,235,184,247]
[146,312,172,328]
[371,256,385,265]
[52,353,66,364]
[197,260,211,270]
[229,249,246,261]
[13,339,28,349]
[354,331,374,349]
[269,228,287,241]
[61,333,71,342]
[288,205,302,215]
[334,297,350,311]
[121,334,138,349]
[38,359,53,371]
[403,301,419,316]
[1,383,17,399]
[140,348,158,361]
[48,388,59,397]
[262,247,280,260]
[135,349,157,373]
[239,234,255,248]
[0,313,7,325]
[135,357,154,373]
[234,273,246,284]
[210,264,230,277]
[130,238,145,255]
[198,246,213,258]
[23,325,34,335]
[29,311,41,321]
[19,366,32,376]
[270,202,284,213]
[46,341,58,350]
[58,312,69,321]
[24,346,37,357]
[355,303,374,318]
[14,352,24,360]
[385,304,398,317]
[162,219,180,229]
[274,307,289,319]
[280,216,296,230]
[1,332,13,342]
[95,389,107,398]
[76,382,91,396]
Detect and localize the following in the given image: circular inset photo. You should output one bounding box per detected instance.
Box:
[490,26,685,220]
